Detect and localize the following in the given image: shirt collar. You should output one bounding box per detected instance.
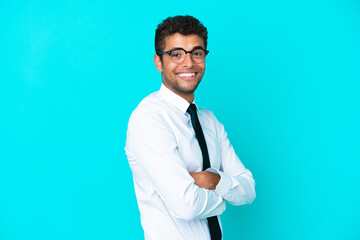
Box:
[160,84,194,114]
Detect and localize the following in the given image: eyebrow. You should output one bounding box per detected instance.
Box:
[169,46,205,51]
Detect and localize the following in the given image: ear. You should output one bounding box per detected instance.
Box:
[154,54,163,72]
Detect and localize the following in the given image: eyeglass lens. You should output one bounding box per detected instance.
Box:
[169,49,206,63]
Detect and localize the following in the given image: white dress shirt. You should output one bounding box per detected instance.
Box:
[125,84,256,240]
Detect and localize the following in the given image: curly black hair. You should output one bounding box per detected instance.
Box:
[155,15,208,54]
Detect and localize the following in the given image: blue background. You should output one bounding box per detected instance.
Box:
[1,1,359,239]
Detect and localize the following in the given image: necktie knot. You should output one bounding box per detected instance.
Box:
[187,103,199,131]
[187,103,197,117]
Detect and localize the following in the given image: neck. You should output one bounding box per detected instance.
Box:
[171,90,194,103]
[181,93,194,103]
[162,82,195,103]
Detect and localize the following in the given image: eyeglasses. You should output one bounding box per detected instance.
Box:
[157,47,209,64]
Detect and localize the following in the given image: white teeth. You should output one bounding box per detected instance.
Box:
[178,73,195,78]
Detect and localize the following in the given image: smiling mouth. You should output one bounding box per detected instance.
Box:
[177,72,197,79]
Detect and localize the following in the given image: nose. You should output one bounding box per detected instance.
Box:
[181,52,195,67]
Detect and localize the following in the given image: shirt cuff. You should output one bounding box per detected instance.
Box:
[205,168,232,198]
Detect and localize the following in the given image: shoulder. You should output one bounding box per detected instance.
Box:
[126,92,176,145]
[197,106,218,122]
[197,105,225,133]
[128,91,169,128]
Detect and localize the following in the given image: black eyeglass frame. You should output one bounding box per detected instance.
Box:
[157,46,210,59]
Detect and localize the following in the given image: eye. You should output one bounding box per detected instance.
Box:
[192,50,204,57]
[170,50,183,58]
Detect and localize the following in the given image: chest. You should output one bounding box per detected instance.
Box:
[169,114,222,173]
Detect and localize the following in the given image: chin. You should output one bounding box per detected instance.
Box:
[178,84,199,95]
[179,89,196,95]
[163,76,201,95]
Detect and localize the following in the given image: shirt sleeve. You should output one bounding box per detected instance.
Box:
[125,107,226,221]
[206,113,256,206]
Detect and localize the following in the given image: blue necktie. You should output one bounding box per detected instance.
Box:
[187,103,222,240]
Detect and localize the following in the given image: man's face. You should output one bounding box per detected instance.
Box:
[154,33,206,101]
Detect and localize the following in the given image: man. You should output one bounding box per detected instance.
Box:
[125,15,255,240]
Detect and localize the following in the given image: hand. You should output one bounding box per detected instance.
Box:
[190,171,220,190]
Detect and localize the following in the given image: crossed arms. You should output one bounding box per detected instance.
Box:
[126,108,255,220]
[190,171,221,190]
